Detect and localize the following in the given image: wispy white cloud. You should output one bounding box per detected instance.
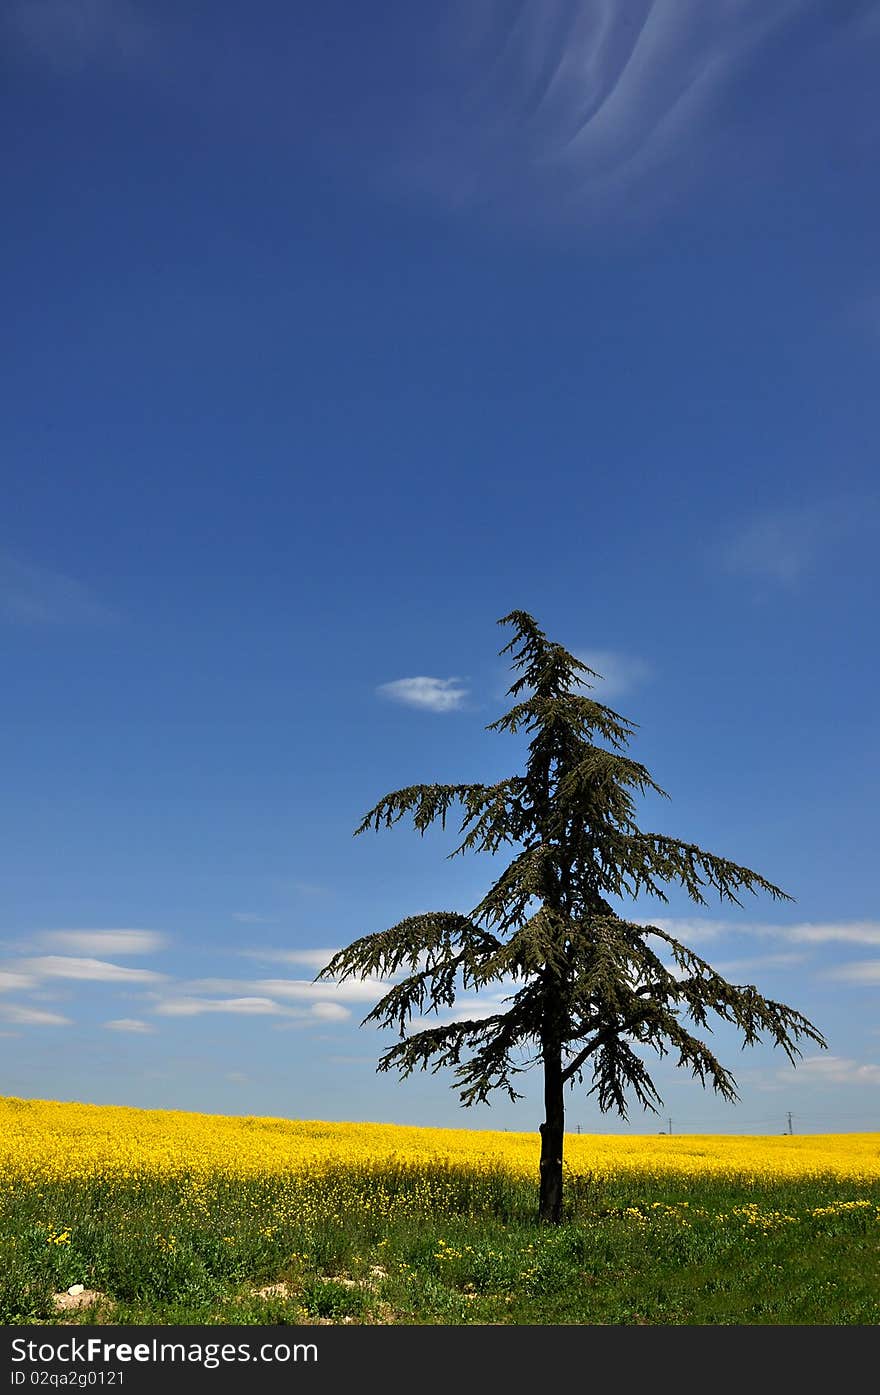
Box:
[713,494,880,588]
[632,917,733,944]
[158,970,395,1023]
[0,1002,72,1026]
[713,952,808,976]
[777,1055,880,1087]
[265,878,333,899]
[253,977,394,1004]
[5,0,151,71]
[19,956,166,984]
[231,913,274,925]
[0,970,37,991]
[104,1017,154,1033]
[826,960,880,986]
[154,996,289,1017]
[408,988,515,1033]
[38,930,167,956]
[571,649,653,700]
[8,1,873,246]
[385,0,812,223]
[226,1071,248,1084]
[164,995,348,1024]
[492,646,651,704]
[0,553,117,626]
[238,948,340,969]
[785,922,880,946]
[632,917,880,947]
[309,1001,352,1022]
[377,676,470,713]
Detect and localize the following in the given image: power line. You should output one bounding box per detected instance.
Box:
[571,1108,879,1135]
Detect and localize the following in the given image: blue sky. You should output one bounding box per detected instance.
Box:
[2,0,879,1136]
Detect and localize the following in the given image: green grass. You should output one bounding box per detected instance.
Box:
[3,1164,879,1325]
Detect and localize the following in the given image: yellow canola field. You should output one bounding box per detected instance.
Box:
[3,1096,879,1184]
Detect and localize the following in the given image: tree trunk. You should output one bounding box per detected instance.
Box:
[539,1035,565,1223]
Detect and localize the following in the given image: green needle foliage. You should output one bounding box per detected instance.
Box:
[318,611,827,1223]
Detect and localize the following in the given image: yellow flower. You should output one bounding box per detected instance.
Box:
[3,1095,880,1187]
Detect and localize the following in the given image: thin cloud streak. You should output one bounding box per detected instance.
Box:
[309,1002,351,1022]
[714,494,880,588]
[779,1055,880,1086]
[408,988,516,1033]
[632,918,732,944]
[237,948,341,968]
[154,996,290,1018]
[827,961,880,986]
[386,0,812,224]
[152,994,350,1023]
[377,676,470,713]
[176,975,392,1004]
[0,1002,72,1026]
[19,956,166,984]
[713,952,808,976]
[5,0,152,71]
[255,977,393,1004]
[0,553,117,626]
[633,918,880,946]
[786,922,880,946]
[492,646,650,704]
[571,649,653,700]
[0,971,37,991]
[38,930,167,955]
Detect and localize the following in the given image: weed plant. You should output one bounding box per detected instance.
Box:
[3,1163,879,1326]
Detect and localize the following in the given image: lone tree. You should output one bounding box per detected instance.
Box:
[318,611,826,1223]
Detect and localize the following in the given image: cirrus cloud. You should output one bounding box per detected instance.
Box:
[0,1002,72,1026]
[38,930,167,956]
[19,956,166,984]
[154,996,289,1017]
[377,676,470,713]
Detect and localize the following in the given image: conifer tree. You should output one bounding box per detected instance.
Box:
[318,611,826,1222]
